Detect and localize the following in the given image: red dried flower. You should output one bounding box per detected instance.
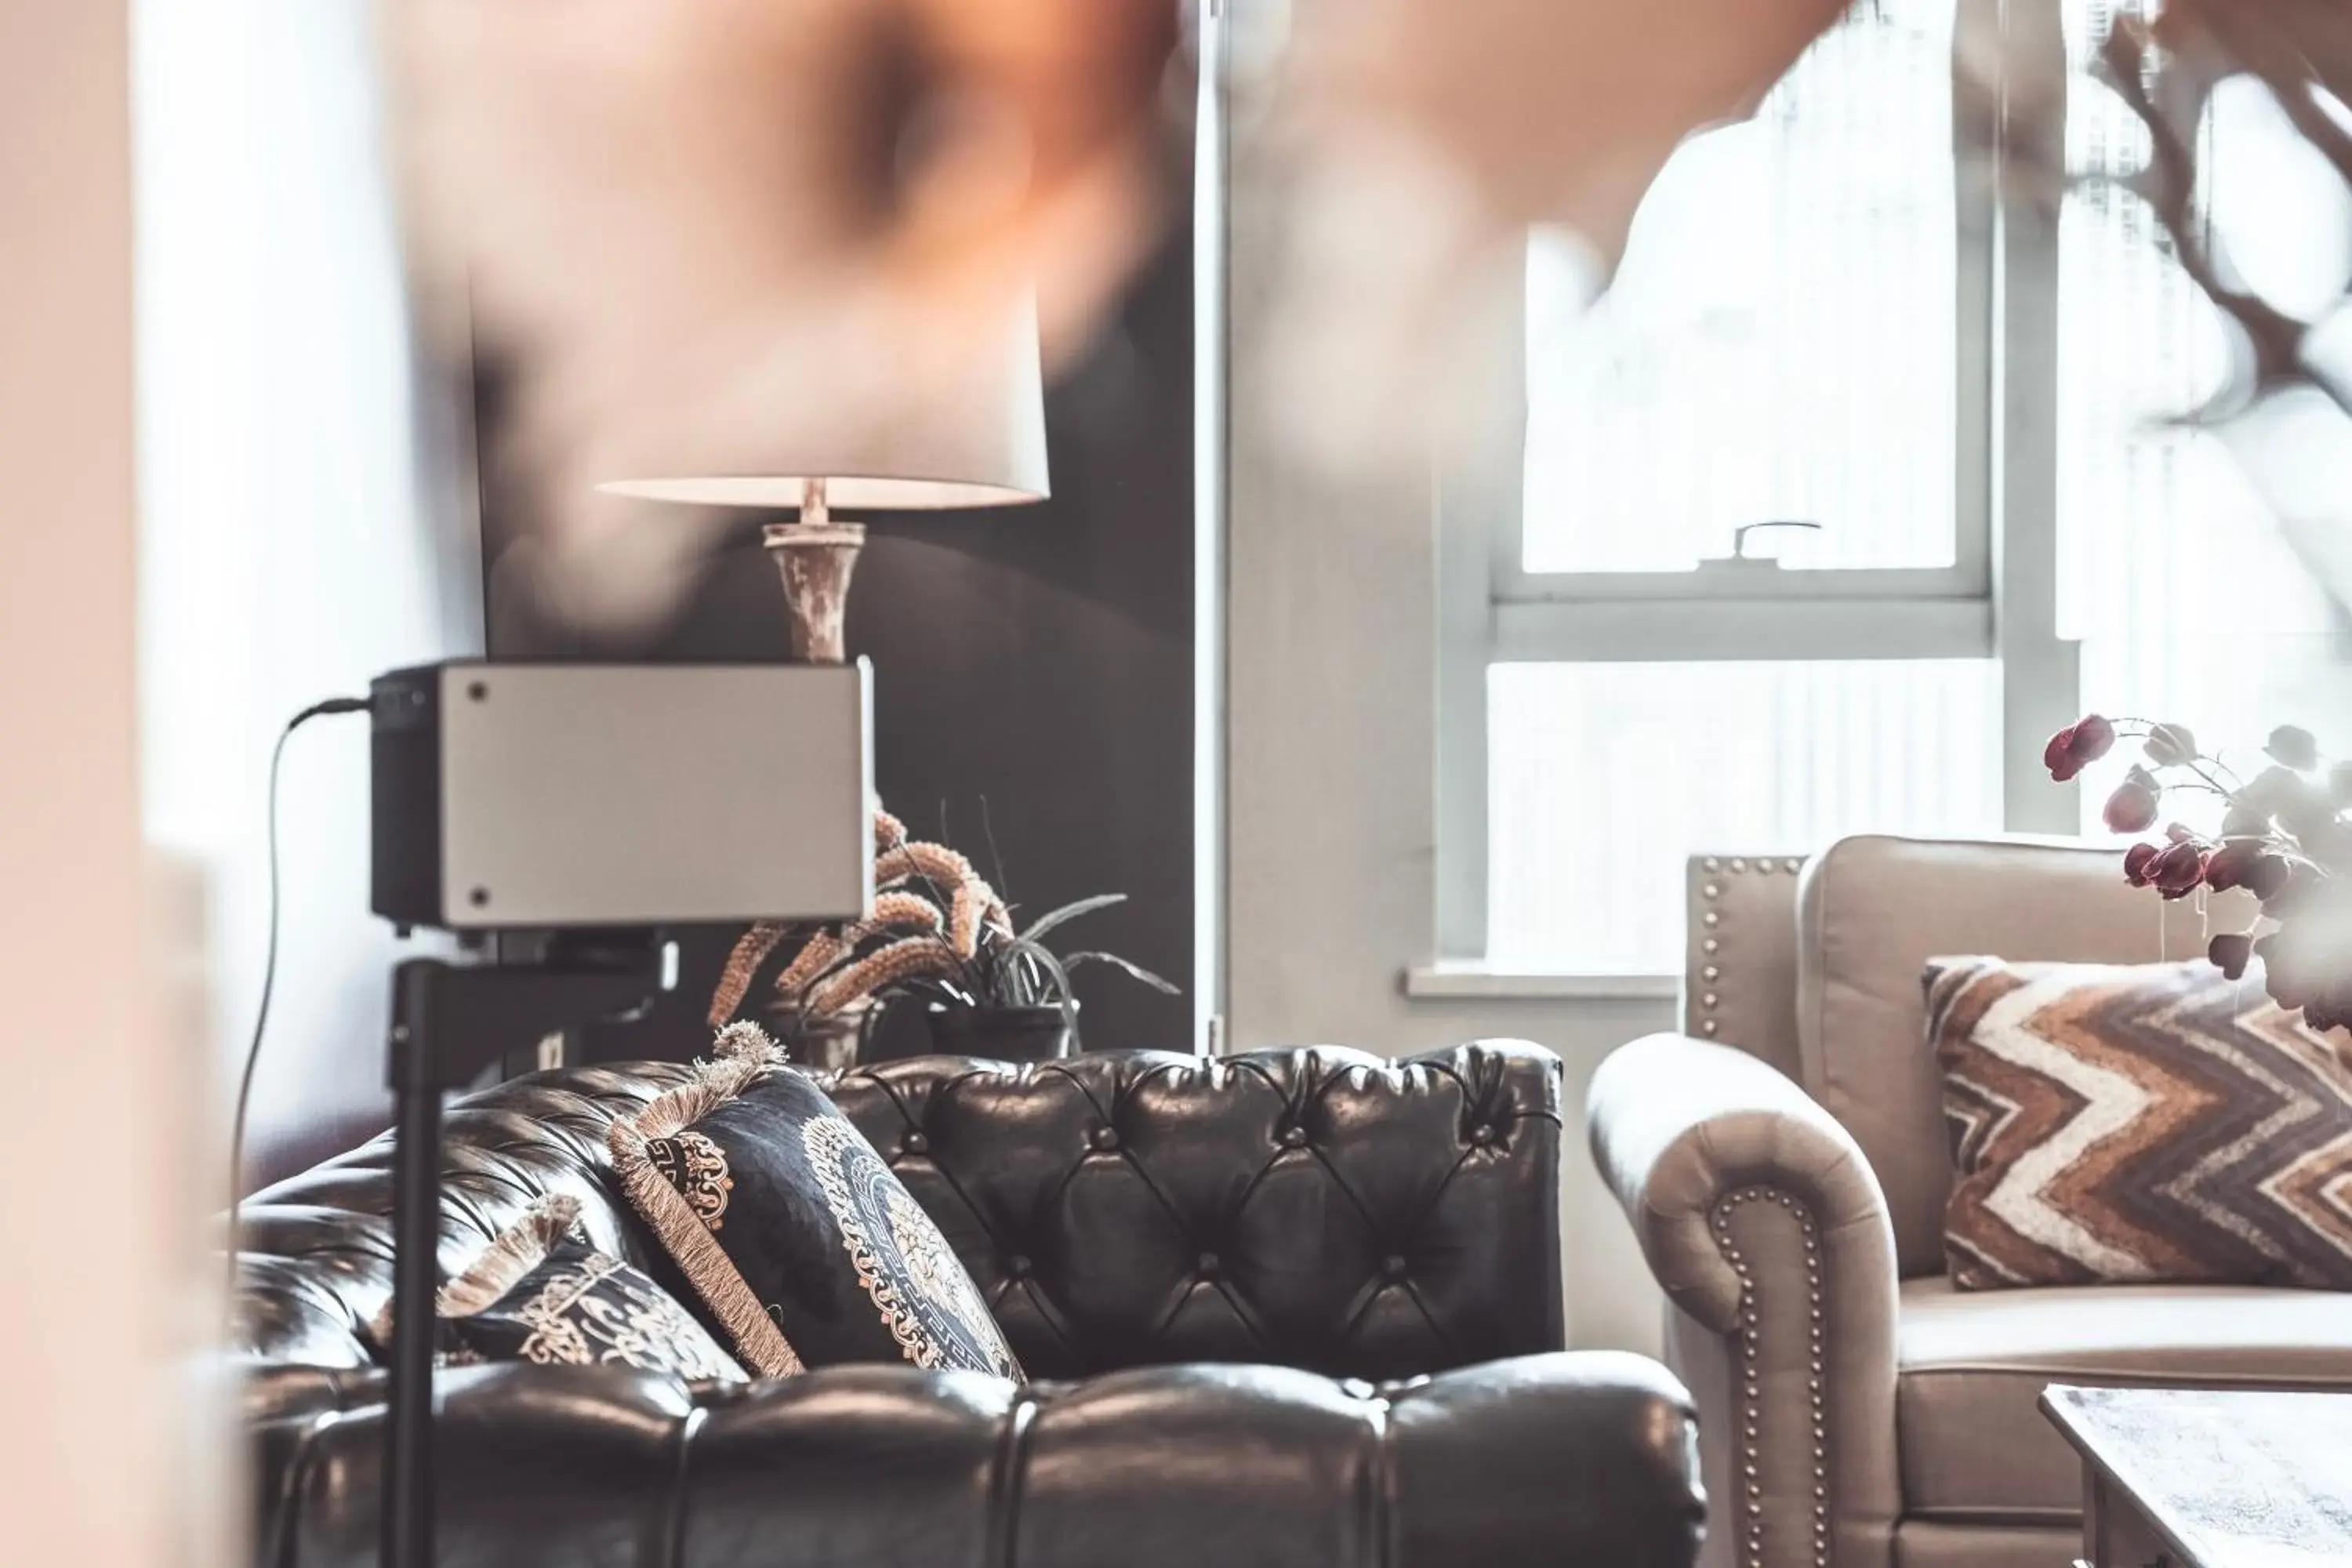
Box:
[2202,840,2263,892]
[2122,841,2161,887]
[2209,931,2253,980]
[2148,840,2206,899]
[2043,726,2082,782]
[2103,780,2160,834]
[2067,714,2117,764]
[2143,722,2198,767]
[2255,858,2314,913]
[2256,931,2314,1007]
[2222,801,2273,837]
[2266,724,2320,771]
[2239,765,2303,815]
[2244,855,2292,902]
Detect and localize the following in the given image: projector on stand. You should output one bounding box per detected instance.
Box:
[365,659,875,1568]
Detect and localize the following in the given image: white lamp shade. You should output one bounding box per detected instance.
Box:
[597,294,1051,510]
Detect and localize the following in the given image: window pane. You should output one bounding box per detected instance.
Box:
[1486,661,2001,974]
[1522,0,1956,574]
[2056,1,2352,829]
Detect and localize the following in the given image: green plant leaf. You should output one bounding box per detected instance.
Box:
[1018,892,1127,946]
[898,976,975,1009]
[1065,950,1181,995]
[985,936,1073,1013]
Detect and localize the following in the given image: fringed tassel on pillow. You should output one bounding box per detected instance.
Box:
[606,1059,805,1377]
[710,1021,785,1069]
[371,1192,586,1344]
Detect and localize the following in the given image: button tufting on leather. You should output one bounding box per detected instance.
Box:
[1384,1254,1409,1279]
[1196,1251,1220,1278]
[1091,1126,1120,1152]
[232,1044,1568,1385]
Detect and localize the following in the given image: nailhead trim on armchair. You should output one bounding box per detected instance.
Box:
[1713,1186,1830,1568]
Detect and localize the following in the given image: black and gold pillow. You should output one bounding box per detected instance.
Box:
[607,1024,1023,1381]
[372,1193,746,1381]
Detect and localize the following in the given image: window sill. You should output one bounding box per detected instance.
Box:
[1402,964,1679,1002]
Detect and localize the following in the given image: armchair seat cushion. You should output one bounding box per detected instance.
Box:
[1896,1275,2352,1521]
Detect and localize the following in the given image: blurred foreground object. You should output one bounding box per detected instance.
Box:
[387,0,1176,636]
[2092,0,2352,613]
[1243,0,1847,472]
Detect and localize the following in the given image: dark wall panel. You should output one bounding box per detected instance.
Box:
[488,223,1197,1064]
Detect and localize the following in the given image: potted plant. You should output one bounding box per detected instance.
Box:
[2045,713,2351,1037]
[911,892,1178,1061]
[706,808,1176,1064]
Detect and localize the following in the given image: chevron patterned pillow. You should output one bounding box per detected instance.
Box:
[1926,954,2352,1291]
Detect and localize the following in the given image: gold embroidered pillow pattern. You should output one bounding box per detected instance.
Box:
[607,1024,1023,1381]
[370,1192,746,1381]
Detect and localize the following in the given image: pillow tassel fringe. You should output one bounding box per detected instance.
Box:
[372,1192,585,1343]
[608,1062,806,1377]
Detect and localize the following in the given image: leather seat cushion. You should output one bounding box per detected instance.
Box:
[1896,1275,2352,1521]
[253,1351,1703,1568]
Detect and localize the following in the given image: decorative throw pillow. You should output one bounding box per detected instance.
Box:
[606,1023,1023,1381]
[371,1193,746,1381]
[1926,955,2352,1291]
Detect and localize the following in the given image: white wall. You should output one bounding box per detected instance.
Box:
[0,2,224,1561]
[1222,107,1672,1357]
[133,0,475,1178]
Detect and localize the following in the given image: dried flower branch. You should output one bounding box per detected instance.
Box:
[706,803,1175,1051]
[708,920,792,1028]
[2095,18,2307,408]
[2048,711,2352,1037]
[807,935,965,1016]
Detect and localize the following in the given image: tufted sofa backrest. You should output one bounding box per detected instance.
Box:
[234,1043,1566,1382]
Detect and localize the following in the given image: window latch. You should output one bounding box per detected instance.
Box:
[1698,520,1824,573]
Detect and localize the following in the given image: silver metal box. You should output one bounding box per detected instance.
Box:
[371,661,873,930]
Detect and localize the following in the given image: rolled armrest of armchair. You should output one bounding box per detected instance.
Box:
[1588,1033,1900,1568]
[1588,1033,1895,1334]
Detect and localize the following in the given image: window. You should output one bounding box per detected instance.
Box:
[1487,660,2000,975]
[1436,0,2352,982]
[1520,1,1960,579]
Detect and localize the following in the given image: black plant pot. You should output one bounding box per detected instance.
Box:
[926,1003,1076,1063]
[764,1000,877,1073]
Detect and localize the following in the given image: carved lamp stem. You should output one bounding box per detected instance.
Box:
[761,476,866,664]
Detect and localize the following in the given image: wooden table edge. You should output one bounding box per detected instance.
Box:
[2039,1383,2217,1568]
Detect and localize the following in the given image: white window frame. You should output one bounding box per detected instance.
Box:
[1420,0,2080,990]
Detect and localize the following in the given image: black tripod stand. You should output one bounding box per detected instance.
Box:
[379,947,670,1568]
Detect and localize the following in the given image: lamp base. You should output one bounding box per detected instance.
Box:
[762,520,866,664]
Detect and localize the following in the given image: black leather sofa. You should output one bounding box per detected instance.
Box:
[235,1041,1704,1567]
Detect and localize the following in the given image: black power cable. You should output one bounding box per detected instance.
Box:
[224,695,371,1323]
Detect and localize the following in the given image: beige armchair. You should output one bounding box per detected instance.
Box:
[1588,834,2352,1568]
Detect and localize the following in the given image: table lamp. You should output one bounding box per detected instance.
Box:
[597,299,1051,662]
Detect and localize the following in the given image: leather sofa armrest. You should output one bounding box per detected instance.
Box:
[1588,1033,1901,1568]
[1588,1033,1896,1335]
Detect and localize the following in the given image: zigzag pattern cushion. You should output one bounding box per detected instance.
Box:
[1926,955,2352,1290]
